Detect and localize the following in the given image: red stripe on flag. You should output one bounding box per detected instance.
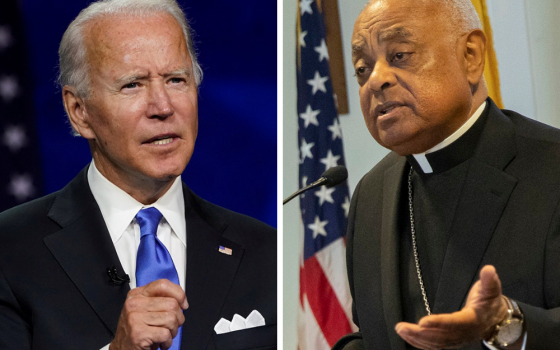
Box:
[302,256,352,346]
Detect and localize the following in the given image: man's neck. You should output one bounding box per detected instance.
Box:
[92,155,176,205]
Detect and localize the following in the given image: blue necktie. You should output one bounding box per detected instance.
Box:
[136,207,182,350]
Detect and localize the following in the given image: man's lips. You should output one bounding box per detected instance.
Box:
[142,133,180,145]
[373,101,405,119]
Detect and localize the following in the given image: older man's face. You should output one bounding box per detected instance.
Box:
[80,13,197,184]
[352,0,473,155]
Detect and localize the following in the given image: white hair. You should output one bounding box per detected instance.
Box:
[58,0,203,99]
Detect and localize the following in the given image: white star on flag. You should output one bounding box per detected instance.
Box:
[8,174,35,202]
[315,186,335,206]
[314,39,329,62]
[0,26,12,51]
[300,139,315,163]
[299,104,320,128]
[306,71,328,95]
[301,176,308,198]
[342,196,351,218]
[327,119,343,140]
[0,76,19,103]
[308,215,328,239]
[3,125,27,152]
[320,150,340,171]
[300,0,313,15]
[299,31,308,48]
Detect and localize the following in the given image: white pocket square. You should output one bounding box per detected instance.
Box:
[214,310,266,334]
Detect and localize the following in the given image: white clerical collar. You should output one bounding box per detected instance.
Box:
[412,101,487,174]
[87,160,186,246]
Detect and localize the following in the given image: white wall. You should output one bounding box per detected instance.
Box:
[283,1,560,349]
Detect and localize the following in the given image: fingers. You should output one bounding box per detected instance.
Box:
[396,321,470,349]
[478,265,502,299]
[111,279,187,350]
[418,309,477,332]
[132,279,189,310]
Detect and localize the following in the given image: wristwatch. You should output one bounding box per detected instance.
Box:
[487,296,524,348]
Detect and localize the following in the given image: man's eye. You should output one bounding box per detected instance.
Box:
[354,67,368,77]
[123,82,139,89]
[169,77,185,84]
[392,52,410,62]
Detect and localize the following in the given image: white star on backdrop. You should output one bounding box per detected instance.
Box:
[300,0,313,15]
[0,26,12,51]
[320,150,340,171]
[8,174,35,202]
[0,76,19,103]
[315,186,335,206]
[300,139,315,163]
[307,71,328,95]
[342,196,351,217]
[308,215,328,239]
[299,104,320,128]
[299,31,308,48]
[3,125,27,152]
[327,119,343,140]
[314,39,329,62]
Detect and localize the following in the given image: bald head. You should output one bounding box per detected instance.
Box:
[365,0,481,37]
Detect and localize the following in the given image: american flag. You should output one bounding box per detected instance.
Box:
[0,0,43,212]
[297,0,356,348]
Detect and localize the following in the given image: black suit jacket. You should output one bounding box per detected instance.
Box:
[335,100,560,350]
[0,167,276,350]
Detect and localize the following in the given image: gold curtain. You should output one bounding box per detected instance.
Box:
[471,0,503,108]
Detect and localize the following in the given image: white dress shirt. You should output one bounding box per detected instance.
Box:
[87,160,187,290]
[88,161,187,350]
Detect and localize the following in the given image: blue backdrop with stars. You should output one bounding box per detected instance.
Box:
[0,0,277,227]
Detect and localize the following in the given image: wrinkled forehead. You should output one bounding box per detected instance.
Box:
[352,0,441,54]
[84,13,188,64]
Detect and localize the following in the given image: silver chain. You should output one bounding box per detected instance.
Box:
[408,167,432,316]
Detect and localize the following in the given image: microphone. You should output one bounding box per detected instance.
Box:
[107,266,130,285]
[283,165,348,205]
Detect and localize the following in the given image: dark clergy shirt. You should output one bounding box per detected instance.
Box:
[400,103,490,349]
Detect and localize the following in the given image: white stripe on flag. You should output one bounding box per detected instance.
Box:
[315,238,357,331]
[298,294,331,350]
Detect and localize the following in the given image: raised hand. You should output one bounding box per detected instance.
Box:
[395,265,509,350]
[109,279,188,350]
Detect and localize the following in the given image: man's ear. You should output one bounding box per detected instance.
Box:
[461,29,486,86]
[62,86,96,139]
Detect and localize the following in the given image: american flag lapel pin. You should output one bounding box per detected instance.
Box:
[219,245,232,255]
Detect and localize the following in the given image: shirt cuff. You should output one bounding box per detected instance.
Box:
[483,331,527,350]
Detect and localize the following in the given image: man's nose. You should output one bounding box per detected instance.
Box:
[147,82,174,119]
[367,60,397,93]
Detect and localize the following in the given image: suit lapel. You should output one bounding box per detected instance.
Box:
[181,187,244,350]
[433,102,518,313]
[43,168,129,335]
[381,158,407,350]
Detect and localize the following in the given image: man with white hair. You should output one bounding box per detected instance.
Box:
[334,0,560,349]
[0,1,276,349]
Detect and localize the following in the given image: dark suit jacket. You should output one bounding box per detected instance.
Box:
[335,100,560,350]
[0,167,276,350]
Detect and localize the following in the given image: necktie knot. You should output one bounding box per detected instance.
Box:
[136,207,163,239]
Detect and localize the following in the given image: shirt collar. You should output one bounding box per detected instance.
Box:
[408,101,487,174]
[87,160,186,246]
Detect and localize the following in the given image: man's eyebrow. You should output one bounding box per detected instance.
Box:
[378,28,413,43]
[161,68,191,78]
[114,74,147,86]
